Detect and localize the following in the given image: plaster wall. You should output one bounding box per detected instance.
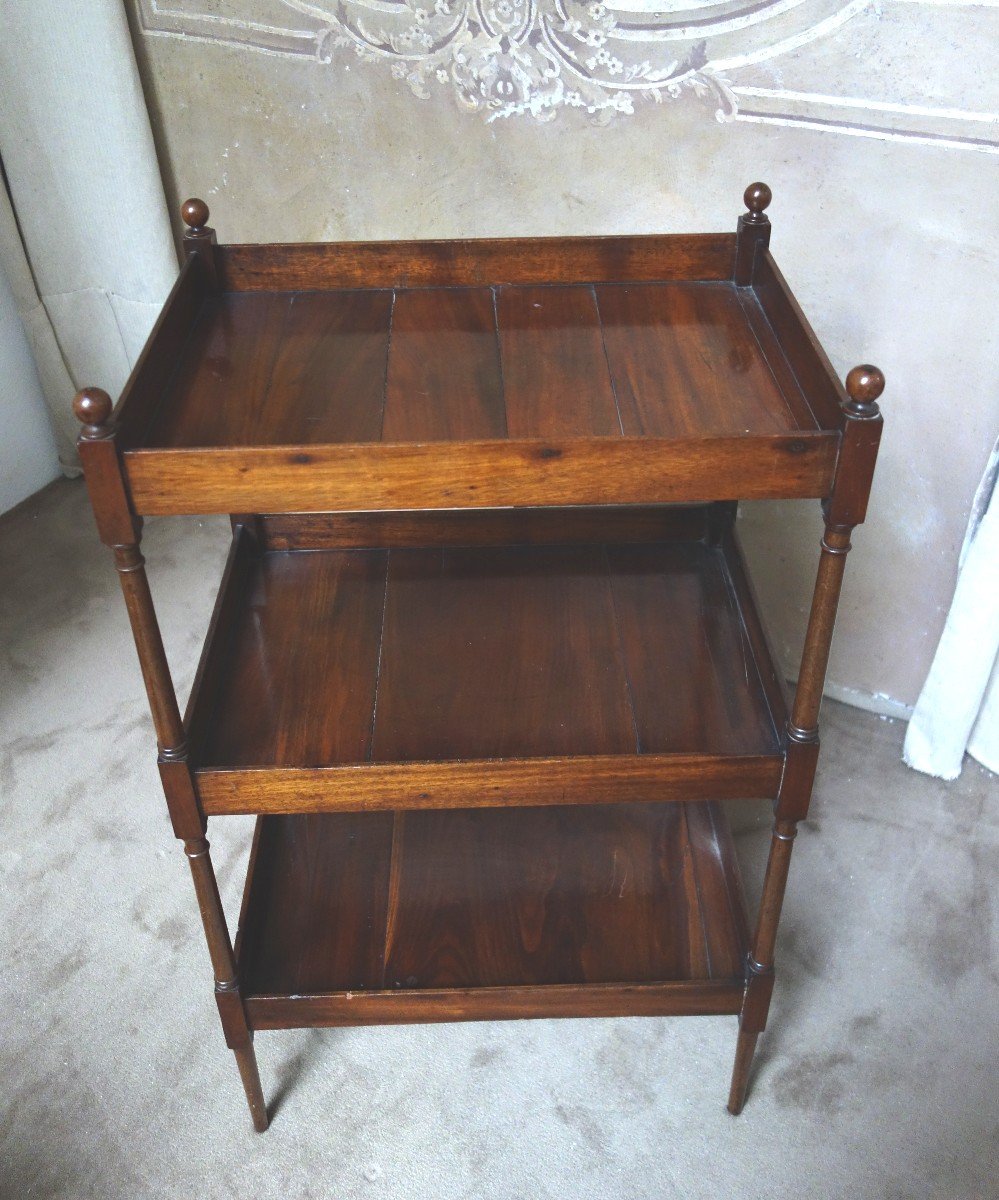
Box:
[0,259,59,514]
[126,0,999,710]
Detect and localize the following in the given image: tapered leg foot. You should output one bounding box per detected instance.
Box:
[233,1042,269,1132]
[727,1027,760,1115]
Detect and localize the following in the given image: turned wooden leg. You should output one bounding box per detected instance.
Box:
[727,1028,760,1114]
[186,837,269,1132]
[727,499,871,1112]
[233,1040,269,1132]
[728,815,790,1114]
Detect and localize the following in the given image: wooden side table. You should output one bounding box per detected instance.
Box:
[74,184,883,1131]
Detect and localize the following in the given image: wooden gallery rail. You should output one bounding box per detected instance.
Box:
[74,183,883,1131]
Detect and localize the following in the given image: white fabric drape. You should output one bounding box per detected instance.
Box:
[904,442,999,779]
[0,0,177,471]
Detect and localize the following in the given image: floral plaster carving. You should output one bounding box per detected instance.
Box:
[137,0,860,120]
[315,0,744,122]
[136,0,999,147]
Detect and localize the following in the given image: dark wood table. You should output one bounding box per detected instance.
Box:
[74,183,883,1131]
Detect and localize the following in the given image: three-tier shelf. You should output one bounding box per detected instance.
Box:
[74,184,883,1131]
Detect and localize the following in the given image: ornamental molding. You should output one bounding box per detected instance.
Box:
[137,0,999,149]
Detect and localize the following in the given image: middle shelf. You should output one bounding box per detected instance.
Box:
[186,507,788,816]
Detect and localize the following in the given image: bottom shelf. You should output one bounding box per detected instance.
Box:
[237,802,751,1030]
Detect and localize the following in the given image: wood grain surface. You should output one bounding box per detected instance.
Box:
[125,434,837,513]
[606,542,779,753]
[596,282,798,437]
[125,265,842,512]
[201,547,387,768]
[496,286,621,438]
[754,250,845,431]
[194,538,780,770]
[190,533,783,812]
[370,545,636,761]
[144,279,820,450]
[383,288,505,441]
[196,753,784,815]
[262,290,392,444]
[106,230,852,520]
[255,505,712,550]
[236,801,750,1016]
[244,980,744,1028]
[216,233,738,290]
[145,292,289,447]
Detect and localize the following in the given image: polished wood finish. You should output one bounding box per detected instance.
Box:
[204,547,387,769]
[147,292,290,447]
[75,184,884,1128]
[181,197,210,230]
[743,182,773,220]
[789,526,854,743]
[74,377,266,1130]
[733,291,819,430]
[186,537,782,807]
[719,526,791,730]
[727,361,883,1114]
[727,1030,760,1114]
[247,980,744,1029]
[843,364,885,414]
[112,545,185,756]
[266,290,393,443]
[754,250,846,430]
[734,181,772,286]
[372,544,635,761]
[186,835,267,1131]
[181,197,219,289]
[183,524,256,765]
[828,365,885,527]
[124,435,838,515]
[605,542,778,754]
[113,258,209,450]
[119,258,845,515]
[216,233,738,291]
[385,288,505,440]
[409,801,739,973]
[597,283,796,436]
[134,276,825,444]
[197,754,783,817]
[73,388,140,547]
[256,504,712,551]
[496,286,621,437]
[73,386,114,433]
[237,802,749,1021]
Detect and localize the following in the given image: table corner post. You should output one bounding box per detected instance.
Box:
[734,181,772,287]
[729,363,885,1113]
[181,196,220,290]
[74,386,266,1131]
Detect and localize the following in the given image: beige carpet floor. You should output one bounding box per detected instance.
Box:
[1,479,997,1200]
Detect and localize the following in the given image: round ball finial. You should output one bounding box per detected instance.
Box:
[844,364,885,416]
[181,197,210,232]
[73,387,113,439]
[744,182,772,223]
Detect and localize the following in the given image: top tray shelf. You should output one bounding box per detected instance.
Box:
[147,280,810,449]
[103,196,856,516]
